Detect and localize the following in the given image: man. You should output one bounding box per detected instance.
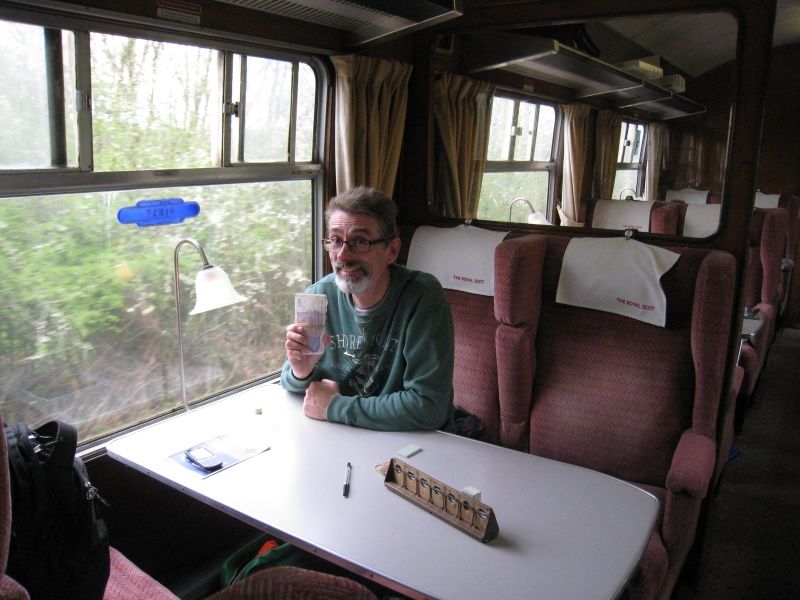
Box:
[281,186,454,431]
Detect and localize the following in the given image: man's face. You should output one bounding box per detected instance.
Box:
[327,210,398,297]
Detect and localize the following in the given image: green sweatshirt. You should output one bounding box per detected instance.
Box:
[281,264,454,431]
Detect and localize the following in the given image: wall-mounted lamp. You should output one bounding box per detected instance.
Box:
[174,238,246,412]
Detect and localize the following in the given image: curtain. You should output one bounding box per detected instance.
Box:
[644,123,667,201]
[560,103,592,226]
[595,110,622,200]
[330,55,412,196]
[432,73,495,219]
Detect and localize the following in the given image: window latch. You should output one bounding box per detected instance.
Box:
[76,90,92,112]
[224,101,240,117]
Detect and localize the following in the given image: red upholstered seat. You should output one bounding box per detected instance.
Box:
[739,207,787,401]
[514,234,735,600]
[104,547,179,600]
[444,235,541,449]
[649,201,682,235]
[777,195,799,317]
[205,566,377,600]
[0,417,30,600]
[1,415,178,600]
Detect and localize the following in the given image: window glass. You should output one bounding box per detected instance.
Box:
[533,105,555,162]
[91,33,219,171]
[512,101,536,161]
[295,62,316,162]
[477,171,550,222]
[0,20,78,169]
[0,181,312,438]
[242,56,293,163]
[479,94,558,224]
[486,96,514,161]
[613,120,647,199]
[0,13,323,443]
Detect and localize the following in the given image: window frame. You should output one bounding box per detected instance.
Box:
[0,5,330,439]
[479,90,562,223]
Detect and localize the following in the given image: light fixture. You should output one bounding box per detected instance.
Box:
[174,238,246,412]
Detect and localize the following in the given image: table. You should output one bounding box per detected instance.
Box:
[106,382,658,600]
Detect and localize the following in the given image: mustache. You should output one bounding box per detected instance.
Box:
[333,260,370,273]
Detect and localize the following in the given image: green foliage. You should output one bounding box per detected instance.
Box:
[0,29,318,440]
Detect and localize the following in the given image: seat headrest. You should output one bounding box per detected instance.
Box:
[406,226,508,296]
[556,237,680,326]
[754,192,780,209]
[665,187,709,204]
[591,199,655,232]
[682,204,721,238]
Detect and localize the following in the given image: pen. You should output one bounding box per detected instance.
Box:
[343,462,352,497]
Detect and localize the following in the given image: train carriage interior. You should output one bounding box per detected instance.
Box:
[1,0,799,599]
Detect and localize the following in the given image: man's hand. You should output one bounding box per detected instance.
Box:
[285,323,328,379]
[304,379,339,420]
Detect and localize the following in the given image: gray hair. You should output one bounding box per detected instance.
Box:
[325,186,398,239]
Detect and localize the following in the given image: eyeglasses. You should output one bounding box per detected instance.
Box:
[322,236,391,254]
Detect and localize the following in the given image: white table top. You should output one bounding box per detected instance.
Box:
[107,382,658,600]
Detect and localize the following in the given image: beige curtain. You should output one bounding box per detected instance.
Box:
[560,103,592,226]
[595,110,622,200]
[432,73,495,219]
[643,123,667,200]
[331,55,412,195]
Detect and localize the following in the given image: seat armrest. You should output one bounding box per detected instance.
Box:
[665,431,716,499]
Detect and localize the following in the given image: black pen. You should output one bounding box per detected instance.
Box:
[343,462,352,497]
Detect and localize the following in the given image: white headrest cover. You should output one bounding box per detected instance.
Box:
[592,199,654,232]
[665,187,708,204]
[556,237,680,327]
[754,192,780,209]
[406,226,507,296]
[683,204,721,238]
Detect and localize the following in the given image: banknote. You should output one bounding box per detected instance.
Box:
[295,293,327,354]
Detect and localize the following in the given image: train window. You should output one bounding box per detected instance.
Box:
[477,94,559,223]
[0,20,79,170]
[92,33,219,171]
[0,12,325,442]
[613,120,647,199]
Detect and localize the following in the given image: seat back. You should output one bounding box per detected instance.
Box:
[401,227,541,448]
[588,199,655,233]
[526,235,735,486]
[778,195,799,316]
[650,200,682,235]
[743,207,787,311]
[0,416,30,599]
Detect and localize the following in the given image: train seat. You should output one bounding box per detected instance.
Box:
[0,418,28,599]
[778,195,799,318]
[403,226,541,448]
[589,199,656,232]
[649,200,682,236]
[0,414,179,600]
[205,566,377,599]
[518,234,735,600]
[664,187,712,204]
[738,207,788,402]
[681,203,722,238]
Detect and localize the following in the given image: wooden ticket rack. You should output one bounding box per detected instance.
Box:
[384,458,499,543]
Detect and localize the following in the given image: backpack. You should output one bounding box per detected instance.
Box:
[4,420,111,600]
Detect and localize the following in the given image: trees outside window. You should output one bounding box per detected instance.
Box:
[0,13,325,442]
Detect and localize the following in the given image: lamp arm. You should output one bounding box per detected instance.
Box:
[174,238,211,412]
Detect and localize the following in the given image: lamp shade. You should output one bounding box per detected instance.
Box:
[190,265,247,315]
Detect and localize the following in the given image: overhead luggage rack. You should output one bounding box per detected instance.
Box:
[461,31,705,120]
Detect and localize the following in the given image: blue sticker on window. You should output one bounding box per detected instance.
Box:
[117,198,200,227]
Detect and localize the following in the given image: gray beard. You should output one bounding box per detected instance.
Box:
[334,272,370,295]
